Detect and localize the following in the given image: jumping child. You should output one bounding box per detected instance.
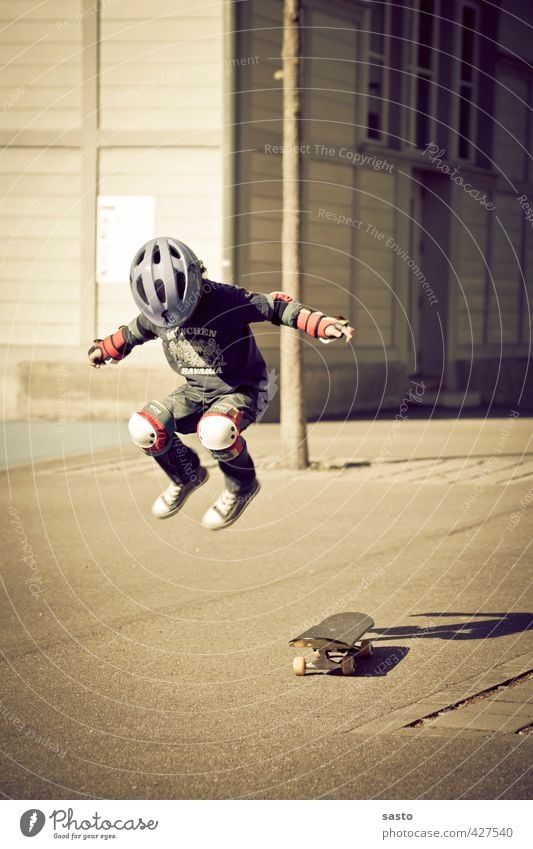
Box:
[88,237,353,529]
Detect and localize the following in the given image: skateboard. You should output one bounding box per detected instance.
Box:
[289,612,374,676]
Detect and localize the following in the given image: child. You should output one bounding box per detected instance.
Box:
[88,237,353,530]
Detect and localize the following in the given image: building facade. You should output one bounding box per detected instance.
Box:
[1,0,531,420]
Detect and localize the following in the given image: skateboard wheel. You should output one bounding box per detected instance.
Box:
[360,639,374,658]
[341,657,356,676]
[293,656,306,676]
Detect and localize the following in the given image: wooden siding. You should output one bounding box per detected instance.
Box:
[493,71,528,183]
[487,193,523,346]
[238,2,283,134]
[0,148,81,345]
[0,0,82,132]
[455,190,490,347]
[303,6,358,150]
[523,219,533,345]
[356,170,395,347]
[305,159,356,317]
[99,0,223,134]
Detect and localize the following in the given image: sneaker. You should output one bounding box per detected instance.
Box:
[151,466,209,519]
[201,479,261,530]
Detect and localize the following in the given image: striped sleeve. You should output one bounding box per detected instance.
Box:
[123,314,158,346]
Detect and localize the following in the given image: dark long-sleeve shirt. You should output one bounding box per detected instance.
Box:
[122,282,303,399]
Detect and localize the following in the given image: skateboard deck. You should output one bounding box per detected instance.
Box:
[289,612,374,676]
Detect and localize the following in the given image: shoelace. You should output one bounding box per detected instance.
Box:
[216,490,237,515]
[163,484,183,506]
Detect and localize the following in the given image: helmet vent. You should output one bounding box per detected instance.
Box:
[136,277,148,304]
[130,237,201,326]
[154,279,166,303]
[175,271,186,299]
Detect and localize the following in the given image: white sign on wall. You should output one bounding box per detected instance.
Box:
[96,195,155,284]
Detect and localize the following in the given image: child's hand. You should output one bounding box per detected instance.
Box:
[324,321,354,343]
[88,348,105,368]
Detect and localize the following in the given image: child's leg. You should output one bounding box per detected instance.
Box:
[217,440,256,493]
[128,387,210,519]
[128,386,203,484]
[199,391,261,529]
[199,391,259,493]
[155,386,204,484]
[154,437,201,485]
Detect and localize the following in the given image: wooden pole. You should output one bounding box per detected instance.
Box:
[280,0,309,469]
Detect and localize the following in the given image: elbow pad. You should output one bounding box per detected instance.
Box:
[268,291,297,326]
[296,310,349,339]
[88,327,129,361]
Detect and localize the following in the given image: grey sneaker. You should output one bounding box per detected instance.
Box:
[151,466,209,519]
[201,479,261,530]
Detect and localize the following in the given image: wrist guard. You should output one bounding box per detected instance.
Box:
[88,327,128,361]
[296,310,349,339]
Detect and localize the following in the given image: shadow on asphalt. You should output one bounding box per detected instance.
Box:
[304,646,410,677]
[355,645,409,677]
[371,612,533,641]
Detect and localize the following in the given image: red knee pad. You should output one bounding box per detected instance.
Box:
[197,404,244,460]
[128,401,175,456]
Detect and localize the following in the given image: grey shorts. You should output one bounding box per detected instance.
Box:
[163,384,260,434]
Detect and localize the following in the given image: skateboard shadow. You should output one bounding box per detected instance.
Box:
[353,645,409,677]
[305,646,409,677]
[371,612,533,642]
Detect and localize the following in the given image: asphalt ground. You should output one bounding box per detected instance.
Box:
[1,416,532,799]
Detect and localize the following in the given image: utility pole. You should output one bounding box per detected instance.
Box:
[280,0,309,469]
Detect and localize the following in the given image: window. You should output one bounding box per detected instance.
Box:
[367,1,391,141]
[455,2,479,160]
[408,0,440,149]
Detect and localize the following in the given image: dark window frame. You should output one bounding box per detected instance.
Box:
[453,0,480,161]
[366,0,392,143]
[406,0,441,150]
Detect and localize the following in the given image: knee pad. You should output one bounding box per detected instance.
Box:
[128,400,175,456]
[197,403,244,460]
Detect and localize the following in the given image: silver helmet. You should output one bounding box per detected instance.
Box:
[129,237,202,327]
